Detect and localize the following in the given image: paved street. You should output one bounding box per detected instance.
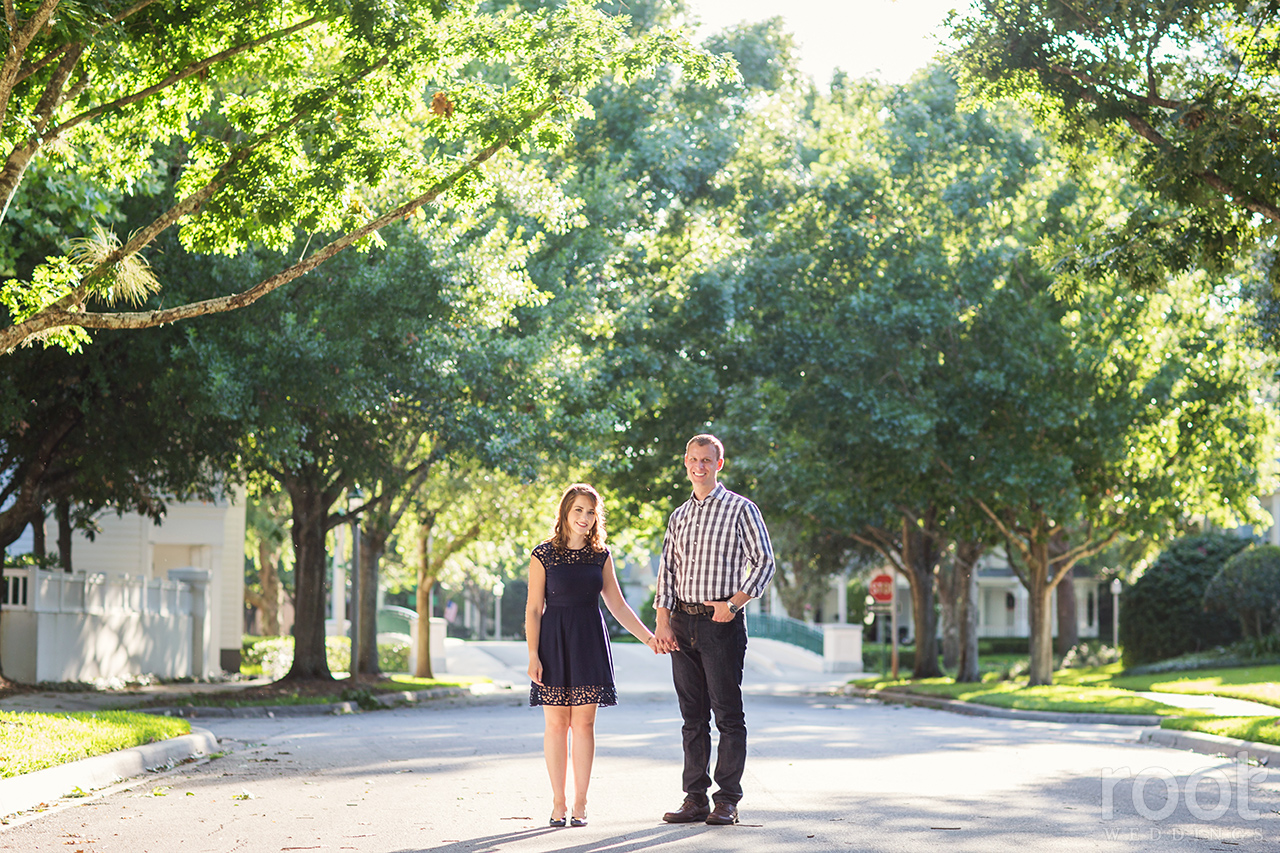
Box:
[2,644,1278,852]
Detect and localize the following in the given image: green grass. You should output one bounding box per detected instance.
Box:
[1054,663,1280,708]
[1161,715,1280,746]
[855,676,1200,716]
[0,710,190,778]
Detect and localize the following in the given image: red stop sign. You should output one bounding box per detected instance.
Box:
[869,573,894,602]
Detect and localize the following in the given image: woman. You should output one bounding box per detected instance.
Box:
[526,483,657,828]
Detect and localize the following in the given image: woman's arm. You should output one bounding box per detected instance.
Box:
[600,554,658,652]
[526,554,547,683]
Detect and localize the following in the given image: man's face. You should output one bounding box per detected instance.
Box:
[684,442,723,490]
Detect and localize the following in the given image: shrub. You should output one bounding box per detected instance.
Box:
[241,635,408,677]
[1060,642,1120,669]
[378,638,410,672]
[326,637,351,673]
[1204,545,1280,639]
[1120,532,1246,666]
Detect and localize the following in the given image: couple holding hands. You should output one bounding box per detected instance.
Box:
[524,434,776,828]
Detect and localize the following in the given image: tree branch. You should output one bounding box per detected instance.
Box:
[975,497,1035,567]
[0,96,559,354]
[1048,527,1120,588]
[0,13,328,217]
[16,0,158,85]
[850,525,905,574]
[1042,60,1280,224]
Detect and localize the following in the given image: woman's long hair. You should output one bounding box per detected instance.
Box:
[551,483,607,552]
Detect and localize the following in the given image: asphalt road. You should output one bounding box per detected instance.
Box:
[2,644,1278,852]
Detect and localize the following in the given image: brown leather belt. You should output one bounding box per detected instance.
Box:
[674,601,715,616]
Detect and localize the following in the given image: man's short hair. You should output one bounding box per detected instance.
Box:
[686,433,725,460]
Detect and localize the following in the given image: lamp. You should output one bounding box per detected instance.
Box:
[1110,577,1122,647]
[348,486,363,676]
[493,580,505,640]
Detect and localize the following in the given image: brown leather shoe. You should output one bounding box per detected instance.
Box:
[662,796,710,823]
[705,802,738,825]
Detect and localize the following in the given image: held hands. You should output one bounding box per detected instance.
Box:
[650,623,679,654]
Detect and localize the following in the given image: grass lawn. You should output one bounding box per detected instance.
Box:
[0,710,190,778]
[1161,715,1280,746]
[1053,663,1280,708]
[853,676,1201,716]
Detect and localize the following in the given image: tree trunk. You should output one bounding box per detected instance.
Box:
[281,471,336,682]
[415,578,436,679]
[256,539,284,636]
[1055,574,1078,655]
[357,524,385,678]
[1026,539,1055,686]
[31,509,45,558]
[902,511,944,679]
[936,552,962,671]
[55,499,72,571]
[415,520,436,678]
[954,539,983,683]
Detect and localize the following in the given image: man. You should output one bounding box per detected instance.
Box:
[652,434,775,827]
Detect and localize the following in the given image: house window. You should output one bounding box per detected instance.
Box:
[1086,589,1095,627]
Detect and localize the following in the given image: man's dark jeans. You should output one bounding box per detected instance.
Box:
[669,609,748,806]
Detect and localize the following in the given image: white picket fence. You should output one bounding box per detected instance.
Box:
[0,567,207,683]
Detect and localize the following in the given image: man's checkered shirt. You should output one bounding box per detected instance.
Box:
[654,482,775,610]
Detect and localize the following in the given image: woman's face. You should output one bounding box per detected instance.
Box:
[566,494,597,539]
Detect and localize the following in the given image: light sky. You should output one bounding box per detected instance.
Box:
[684,0,972,85]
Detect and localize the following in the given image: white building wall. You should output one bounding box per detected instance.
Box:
[4,486,247,678]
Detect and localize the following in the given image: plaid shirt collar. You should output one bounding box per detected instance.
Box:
[690,482,727,505]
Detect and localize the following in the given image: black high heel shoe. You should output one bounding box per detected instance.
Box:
[570,808,587,827]
[549,816,567,828]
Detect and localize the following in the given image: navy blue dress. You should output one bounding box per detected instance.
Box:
[529,541,617,707]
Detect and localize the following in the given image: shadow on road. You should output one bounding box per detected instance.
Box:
[398,823,726,853]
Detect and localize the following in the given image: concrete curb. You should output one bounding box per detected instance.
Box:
[0,727,217,821]
[138,686,475,718]
[1140,727,1280,766]
[844,686,1164,726]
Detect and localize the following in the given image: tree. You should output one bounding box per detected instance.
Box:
[1205,544,1280,640]
[970,270,1274,683]
[948,1,1280,292]
[711,66,1055,680]
[0,0,728,353]
[1121,531,1248,665]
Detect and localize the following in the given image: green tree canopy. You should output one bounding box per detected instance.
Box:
[948,0,1280,293]
[0,0,728,353]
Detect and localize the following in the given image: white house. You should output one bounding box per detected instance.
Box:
[1,489,246,682]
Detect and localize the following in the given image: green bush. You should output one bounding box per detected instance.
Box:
[1204,545,1280,639]
[378,638,410,672]
[1120,532,1246,667]
[241,635,408,677]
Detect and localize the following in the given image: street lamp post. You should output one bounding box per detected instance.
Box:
[1110,577,1122,647]
[493,581,505,640]
[348,486,363,677]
